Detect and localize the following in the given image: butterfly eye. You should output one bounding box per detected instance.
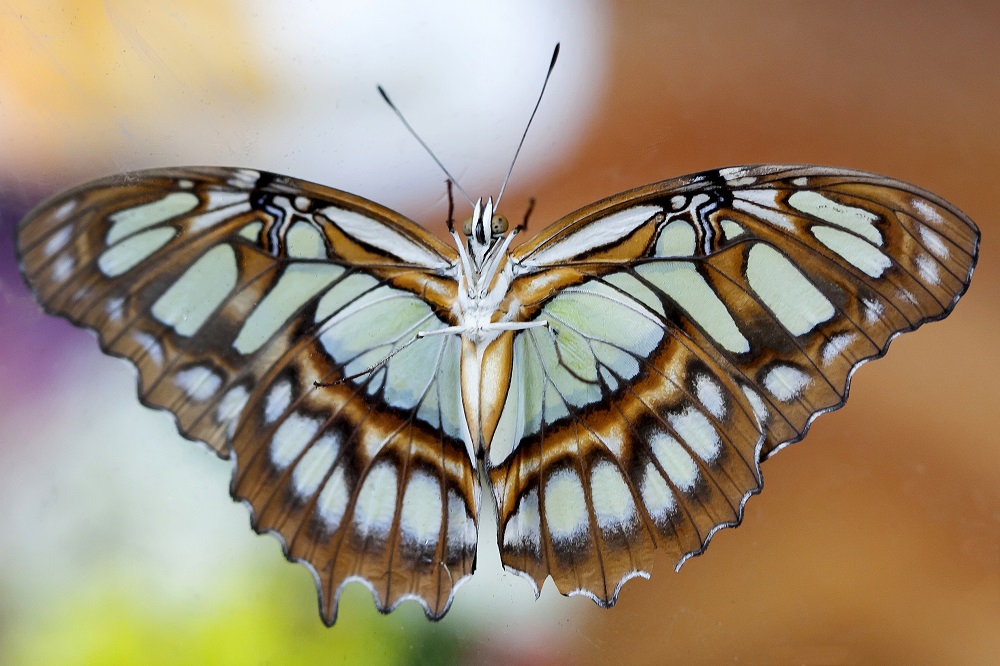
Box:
[461,216,473,236]
[491,214,509,235]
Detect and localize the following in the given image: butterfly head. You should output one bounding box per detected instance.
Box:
[461,197,509,272]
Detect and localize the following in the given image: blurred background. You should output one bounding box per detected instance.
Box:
[1,1,997,663]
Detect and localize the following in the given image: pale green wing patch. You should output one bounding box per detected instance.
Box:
[315,281,464,440]
[489,275,665,467]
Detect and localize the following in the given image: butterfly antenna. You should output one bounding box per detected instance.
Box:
[495,43,560,209]
[445,180,456,232]
[377,85,475,207]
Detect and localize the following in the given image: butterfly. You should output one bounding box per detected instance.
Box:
[16,160,979,624]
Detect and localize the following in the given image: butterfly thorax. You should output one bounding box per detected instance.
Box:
[450,196,526,346]
[446,196,551,455]
[454,266,516,342]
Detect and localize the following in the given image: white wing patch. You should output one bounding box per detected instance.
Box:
[503,489,541,553]
[98,227,177,277]
[151,244,238,336]
[544,469,589,542]
[269,413,322,470]
[105,192,199,244]
[655,220,697,257]
[317,467,350,530]
[286,221,327,259]
[590,462,637,532]
[746,244,834,336]
[741,385,769,424]
[822,333,856,366]
[763,364,811,402]
[263,379,293,424]
[447,490,477,551]
[732,189,797,231]
[132,331,164,366]
[216,385,250,437]
[524,205,662,266]
[188,199,252,232]
[292,434,340,497]
[788,190,882,245]
[650,428,700,491]
[321,205,448,268]
[173,365,222,402]
[669,408,721,462]
[640,462,677,521]
[354,462,398,539]
[916,254,940,285]
[45,224,76,257]
[811,226,891,278]
[919,225,950,258]
[636,263,750,353]
[400,471,444,544]
[720,219,745,240]
[52,255,75,283]
[695,374,726,419]
[234,263,345,355]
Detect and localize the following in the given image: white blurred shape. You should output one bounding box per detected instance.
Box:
[2,1,609,228]
[249,0,609,218]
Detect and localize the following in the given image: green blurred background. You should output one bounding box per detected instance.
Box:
[1,2,997,664]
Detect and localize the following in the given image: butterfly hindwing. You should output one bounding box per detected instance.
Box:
[487,165,978,603]
[16,167,479,623]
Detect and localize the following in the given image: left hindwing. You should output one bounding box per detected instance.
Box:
[17,167,478,624]
[492,164,979,603]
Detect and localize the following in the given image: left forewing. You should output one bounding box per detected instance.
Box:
[17,167,477,623]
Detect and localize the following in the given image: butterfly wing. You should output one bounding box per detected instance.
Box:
[17,167,479,623]
[18,163,980,618]
[489,165,979,604]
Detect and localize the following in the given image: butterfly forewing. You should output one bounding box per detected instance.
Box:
[17,167,480,623]
[489,165,978,603]
[18,163,978,623]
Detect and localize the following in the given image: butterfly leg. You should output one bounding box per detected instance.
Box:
[312,326,466,387]
[479,320,549,333]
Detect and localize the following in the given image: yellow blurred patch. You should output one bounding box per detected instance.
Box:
[3,561,465,664]
[0,2,271,175]
[1,2,266,113]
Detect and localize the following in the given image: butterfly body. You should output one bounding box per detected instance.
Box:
[17,163,979,624]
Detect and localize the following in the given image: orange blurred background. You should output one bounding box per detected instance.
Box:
[1,2,996,664]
